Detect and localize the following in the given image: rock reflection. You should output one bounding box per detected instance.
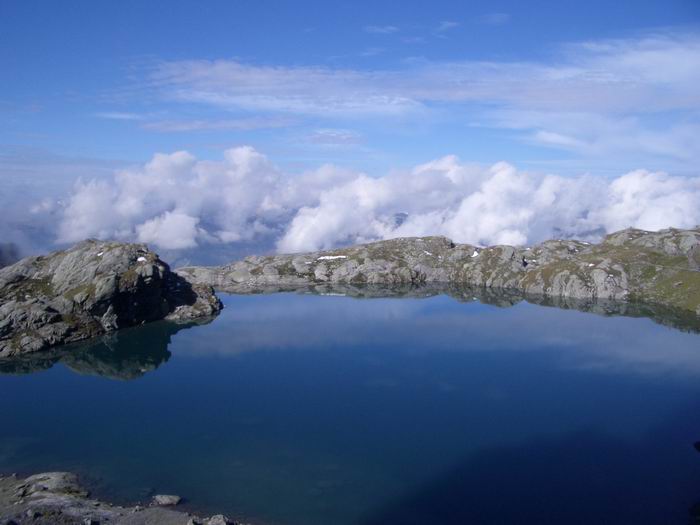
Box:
[217,282,700,334]
[1,284,698,380]
[0,319,212,380]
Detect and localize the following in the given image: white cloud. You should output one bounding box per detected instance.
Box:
[364,25,399,34]
[306,129,363,145]
[52,146,700,253]
[94,112,144,121]
[148,33,698,115]
[593,170,700,232]
[136,211,201,250]
[142,116,295,132]
[144,32,700,164]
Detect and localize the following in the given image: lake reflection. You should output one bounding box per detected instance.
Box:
[1,291,700,525]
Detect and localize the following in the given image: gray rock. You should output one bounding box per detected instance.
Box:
[688,245,700,271]
[206,515,231,525]
[0,240,222,357]
[178,227,700,317]
[0,472,237,525]
[152,494,182,507]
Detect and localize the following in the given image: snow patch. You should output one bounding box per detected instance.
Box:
[317,255,347,260]
[96,252,104,257]
[137,256,147,262]
[471,250,479,258]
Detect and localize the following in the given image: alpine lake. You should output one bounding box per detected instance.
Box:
[2,288,700,525]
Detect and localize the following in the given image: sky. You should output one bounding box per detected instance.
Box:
[2,0,700,262]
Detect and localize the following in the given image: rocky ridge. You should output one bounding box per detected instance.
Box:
[178,227,700,317]
[0,240,221,357]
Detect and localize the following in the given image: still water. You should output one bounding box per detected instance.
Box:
[1,291,700,524]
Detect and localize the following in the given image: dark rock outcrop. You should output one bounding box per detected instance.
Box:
[0,240,221,357]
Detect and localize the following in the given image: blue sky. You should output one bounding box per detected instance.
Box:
[1,0,700,258]
[2,0,699,172]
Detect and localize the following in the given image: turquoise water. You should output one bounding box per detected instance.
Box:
[1,292,700,524]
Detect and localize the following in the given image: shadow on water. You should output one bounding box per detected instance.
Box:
[0,319,212,380]
[218,282,700,335]
[358,401,700,525]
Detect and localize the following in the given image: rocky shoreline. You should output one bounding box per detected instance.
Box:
[179,226,700,316]
[1,227,699,357]
[0,472,240,524]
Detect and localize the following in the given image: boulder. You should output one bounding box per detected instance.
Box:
[152,494,182,506]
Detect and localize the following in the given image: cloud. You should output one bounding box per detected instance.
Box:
[51,146,700,253]
[0,146,123,255]
[149,33,700,115]
[364,25,399,34]
[143,32,700,165]
[436,21,459,33]
[142,116,295,132]
[306,129,363,145]
[491,110,700,161]
[150,59,422,116]
[136,211,201,249]
[94,112,144,120]
[476,13,510,26]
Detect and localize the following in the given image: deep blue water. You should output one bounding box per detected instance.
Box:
[2,292,700,525]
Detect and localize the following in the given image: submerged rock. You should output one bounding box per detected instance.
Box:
[0,240,222,357]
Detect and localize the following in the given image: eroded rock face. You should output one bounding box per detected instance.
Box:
[0,240,222,357]
[178,227,700,316]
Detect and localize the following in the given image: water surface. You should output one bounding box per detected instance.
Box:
[1,292,700,524]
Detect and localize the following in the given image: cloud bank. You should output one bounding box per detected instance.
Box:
[55,146,700,253]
